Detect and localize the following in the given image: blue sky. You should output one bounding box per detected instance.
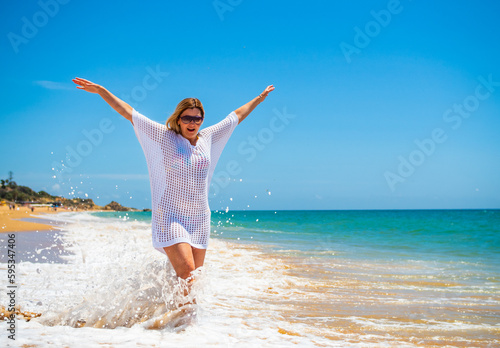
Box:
[1,0,499,210]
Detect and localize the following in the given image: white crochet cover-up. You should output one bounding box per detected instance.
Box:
[131,109,238,253]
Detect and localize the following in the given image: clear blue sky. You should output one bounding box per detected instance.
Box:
[1,0,499,210]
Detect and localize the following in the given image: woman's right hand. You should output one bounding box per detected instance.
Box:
[72,77,133,123]
[72,77,101,94]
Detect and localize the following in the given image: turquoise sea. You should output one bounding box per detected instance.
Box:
[94,208,500,265]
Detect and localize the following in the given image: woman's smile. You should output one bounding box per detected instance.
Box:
[178,108,204,145]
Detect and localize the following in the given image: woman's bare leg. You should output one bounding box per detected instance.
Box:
[192,247,206,269]
[163,244,207,278]
[163,243,196,279]
[163,244,206,307]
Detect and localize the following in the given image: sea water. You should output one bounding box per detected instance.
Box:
[0,209,499,347]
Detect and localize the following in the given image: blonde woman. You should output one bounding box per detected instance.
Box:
[72,77,274,291]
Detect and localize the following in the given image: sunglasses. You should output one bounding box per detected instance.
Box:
[179,115,204,125]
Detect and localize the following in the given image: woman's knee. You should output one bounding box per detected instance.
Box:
[177,265,195,280]
[163,243,196,279]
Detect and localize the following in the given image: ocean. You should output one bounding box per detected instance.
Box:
[1,209,499,347]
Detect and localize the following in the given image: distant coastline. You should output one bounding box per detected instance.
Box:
[0,177,149,212]
[0,179,151,233]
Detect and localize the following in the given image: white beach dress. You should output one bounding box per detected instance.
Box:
[131,109,238,253]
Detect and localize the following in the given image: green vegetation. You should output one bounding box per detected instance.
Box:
[0,171,140,211]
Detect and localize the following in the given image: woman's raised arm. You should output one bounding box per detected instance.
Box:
[234,85,275,124]
[72,77,133,124]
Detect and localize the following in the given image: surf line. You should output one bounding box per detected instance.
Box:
[384,74,499,192]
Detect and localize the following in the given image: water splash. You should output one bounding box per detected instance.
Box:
[21,212,207,331]
[40,259,205,331]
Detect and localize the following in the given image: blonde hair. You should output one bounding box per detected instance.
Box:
[166,98,205,134]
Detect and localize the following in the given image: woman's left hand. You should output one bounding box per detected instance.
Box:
[260,85,275,99]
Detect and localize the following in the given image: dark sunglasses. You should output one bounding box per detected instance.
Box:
[179,115,204,125]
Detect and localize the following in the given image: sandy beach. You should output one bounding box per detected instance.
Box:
[0,205,64,233]
[0,205,108,233]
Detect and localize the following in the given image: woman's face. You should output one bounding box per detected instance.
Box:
[178,108,203,143]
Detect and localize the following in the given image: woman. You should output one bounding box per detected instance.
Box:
[72,77,274,287]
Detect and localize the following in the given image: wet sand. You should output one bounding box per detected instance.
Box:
[0,205,108,263]
[229,243,500,347]
[0,230,72,264]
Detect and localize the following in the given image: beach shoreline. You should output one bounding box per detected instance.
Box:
[0,205,113,233]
